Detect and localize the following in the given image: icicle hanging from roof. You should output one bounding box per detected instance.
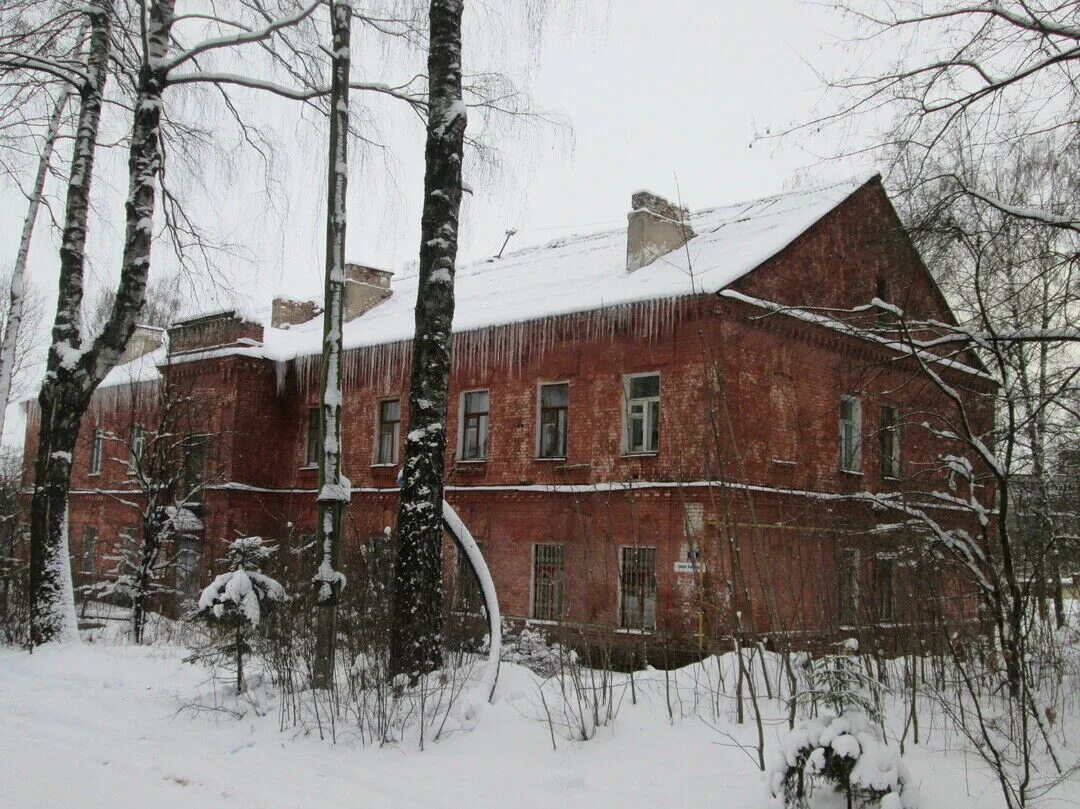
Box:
[279,296,691,399]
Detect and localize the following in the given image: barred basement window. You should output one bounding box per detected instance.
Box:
[81,526,97,574]
[880,405,900,479]
[89,428,104,475]
[376,399,400,465]
[538,383,568,459]
[304,407,320,467]
[620,546,657,631]
[128,424,144,474]
[460,390,489,461]
[838,547,860,627]
[624,373,660,454]
[454,542,484,612]
[877,557,896,623]
[839,395,862,472]
[531,543,565,620]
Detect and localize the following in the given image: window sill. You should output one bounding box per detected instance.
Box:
[526,618,558,626]
[533,456,567,462]
[456,458,488,465]
[839,469,863,477]
[88,472,101,478]
[615,627,655,635]
[620,452,659,459]
[882,475,901,482]
[371,463,397,469]
[298,464,317,471]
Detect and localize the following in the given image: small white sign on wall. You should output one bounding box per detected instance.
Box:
[674,561,706,574]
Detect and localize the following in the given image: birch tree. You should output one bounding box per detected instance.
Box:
[312,0,352,688]
[390,0,468,679]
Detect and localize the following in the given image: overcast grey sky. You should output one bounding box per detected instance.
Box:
[0,0,874,445]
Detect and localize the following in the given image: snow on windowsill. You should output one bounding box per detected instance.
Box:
[533,456,567,463]
[839,469,863,477]
[370,463,397,469]
[614,627,654,635]
[298,464,317,471]
[455,458,488,465]
[620,452,659,459]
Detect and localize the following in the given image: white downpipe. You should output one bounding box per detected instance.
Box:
[442,499,501,702]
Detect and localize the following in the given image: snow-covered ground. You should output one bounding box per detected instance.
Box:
[0,637,1068,809]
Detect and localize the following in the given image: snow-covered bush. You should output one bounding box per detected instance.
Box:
[500,623,576,676]
[768,712,917,809]
[193,537,285,692]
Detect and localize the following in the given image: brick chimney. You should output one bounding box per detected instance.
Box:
[168,311,264,356]
[271,297,320,329]
[119,324,165,363]
[626,190,694,272]
[344,263,393,321]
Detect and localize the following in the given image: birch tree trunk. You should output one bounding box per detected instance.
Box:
[30,0,177,646]
[0,89,70,442]
[28,6,112,646]
[313,0,352,689]
[390,0,467,679]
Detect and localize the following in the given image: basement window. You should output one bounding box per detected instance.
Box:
[838,547,860,627]
[532,543,565,620]
[877,556,896,624]
[624,373,660,455]
[620,546,657,631]
[81,526,97,575]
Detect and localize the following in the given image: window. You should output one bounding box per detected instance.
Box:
[128,425,144,474]
[182,435,208,507]
[838,547,860,626]
[376,399,401,465]
[880,405,900,479]
[89,428,104,475]
[538,383,568,459]
[454,543,484,612]
[877,557,896,623]
[839,395,862,472]
[174,538,202,608]
[620,546,657,630]
[460,390,489,461]
[80,526,97,574]
[624,373,660,454]
[532,544,565,620]
[304,407,320,467]
[120,526,138,564]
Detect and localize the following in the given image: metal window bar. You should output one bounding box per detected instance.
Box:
[532,543,565,620]
[620,546,657,630]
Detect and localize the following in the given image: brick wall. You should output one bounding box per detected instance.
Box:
[26,181,993,649]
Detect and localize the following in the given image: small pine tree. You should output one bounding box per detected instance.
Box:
[195,537,285,692]
[804,638,883,720]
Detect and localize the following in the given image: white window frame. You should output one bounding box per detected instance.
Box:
[838,547,860,628]
[374,398,401,466]
[839,395,862,473]
[535,381,569,460]
[880,405,901,480]
[622,372,661,456]
[128,424,144,475]
[303,407,320,468]
[89,428,104,476]
[458,389,490,462]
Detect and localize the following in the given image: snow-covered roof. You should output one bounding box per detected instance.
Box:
[82,172,876,391]
[256,173,877,362]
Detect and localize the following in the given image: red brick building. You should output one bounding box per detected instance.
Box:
[22,174,994,654]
